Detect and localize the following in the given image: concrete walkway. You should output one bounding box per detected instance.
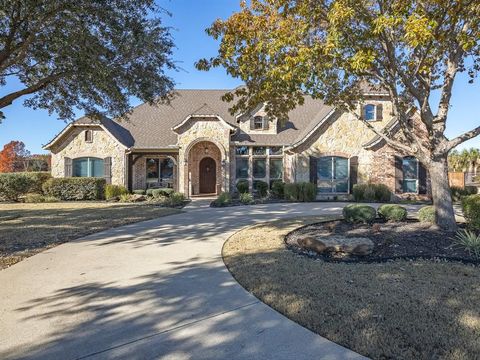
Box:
[0,202,374,360]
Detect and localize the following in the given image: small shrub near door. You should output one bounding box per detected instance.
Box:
[284,182,316,202]
[377,204,408,222]
[236,180,249,194]
[461,195,480,230]
[105,184,128,199]
[43,178,106,201]
[239,192,254,204]
[343,204,376,224]
[213,192,231,207]
[271,180,285,199]
[254,180,269,198]
[164,192,186,207]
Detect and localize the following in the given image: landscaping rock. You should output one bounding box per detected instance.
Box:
[297,236,326,254]
[130,194,146,202]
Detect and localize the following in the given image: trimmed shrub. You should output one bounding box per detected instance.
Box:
[352,183,392,202]
[146,188,155,197]
[271,180,285,199]
[343,204,376,224]
[24,194,59,203]
[284,182,316,202]
[239,192,254,204]
[132,189,146,195]
[0,173,33,201]
[254,180,269,198]
[378,204,407,222]
[418,206,436,224]
[214,192,232,207]
[236,180,249,194]
[42,177,106,201]
[151,188,173,198]
[24,172,52,193]
[451,186,478,202]
[105,184,128,199]
[461,195,480,230]
[164,192,186,207]
[284,183,300,201]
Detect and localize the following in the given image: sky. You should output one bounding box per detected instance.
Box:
[0,0,478,154]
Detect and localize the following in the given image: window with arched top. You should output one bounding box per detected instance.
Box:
[73,157,104,177]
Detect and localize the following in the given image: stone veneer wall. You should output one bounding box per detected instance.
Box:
[188,141,222,195]
[50,126,125,185]
[176,118,231,196]
[292,99,398,192]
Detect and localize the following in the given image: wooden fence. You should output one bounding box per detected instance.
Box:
[448,172,465,188]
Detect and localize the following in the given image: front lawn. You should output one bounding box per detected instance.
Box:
[0,202,180,269]
[223,217,480,360]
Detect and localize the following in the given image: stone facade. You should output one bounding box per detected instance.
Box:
[50,126,125,185]
[237,104,278,134]
[175,117,232,196]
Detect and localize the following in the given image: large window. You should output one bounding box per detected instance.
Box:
[146,158,159,184]
[317,156,349,193]
[402,157,418,193]
[236,158,249,179]
[269,159,283,180]
[253,158,266,178]
[73,157,104,177]
[160,158,174,187]
[146,158,174,188]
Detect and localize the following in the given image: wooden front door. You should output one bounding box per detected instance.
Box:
[199,157,216,194]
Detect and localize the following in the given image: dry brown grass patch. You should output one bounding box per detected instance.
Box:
[223,217,480,360]
[0,202,180,268]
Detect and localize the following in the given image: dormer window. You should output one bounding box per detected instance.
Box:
[253,116,264,129]
[85,129,93,143]
[362,103,383,121]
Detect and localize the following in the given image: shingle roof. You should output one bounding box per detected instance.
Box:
[65,89,343,148]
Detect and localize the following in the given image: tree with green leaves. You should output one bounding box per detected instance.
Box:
[198,0,480,229]
[0,0,175,121]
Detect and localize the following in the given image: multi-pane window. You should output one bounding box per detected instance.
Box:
[253,116,264,129]
[269,147,282,156]
[146,158,175,187]
[236,158,249,179]
[160,158,174,187]
[235,146,249,155]
[269,159,283,179]
[146,158,159,184]
[317,156,349,193]
[252,146,266,156]
[253,158,266,178]
[364,104,376,121]
[73,157,104,177]
[402,157,418,193]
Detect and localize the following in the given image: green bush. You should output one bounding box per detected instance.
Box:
[236,180,249,194]
[418,206,436,224]
[271,181,285,199]
[455,229,480,258]
[254,180,269,198]
[284,182,316,202]
[24,193,59,203]
[132,189,146,195]
[343,204,376,224]
[239,192,254,204]
[24,172,52,193]
[146,188,155,197]
[0,173,34,201]
[378,204,408,222]
[164,192,186,207]
[42,177,106,201]
[352,183,392,202]
[105,184,128,199]
[214,192,232,206]
[450,186,478,202]
[461,195,480,230]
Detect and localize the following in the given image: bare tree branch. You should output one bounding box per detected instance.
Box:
[446,125,480,151]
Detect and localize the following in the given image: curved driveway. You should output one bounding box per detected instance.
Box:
[0,201,372,360]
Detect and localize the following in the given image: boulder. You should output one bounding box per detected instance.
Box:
[297,236,327,254]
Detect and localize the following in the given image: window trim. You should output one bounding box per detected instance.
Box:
[402,156,419,194]
[253,116,264,130]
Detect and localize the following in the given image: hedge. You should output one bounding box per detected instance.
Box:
[43,177,106,200]
[284,182,316,202]
[343,204,376,224]
[352,183,392,202]
[461,195,480,230]
[271,180,285,199]
[105,184,128,199]
[0,172,52,201]
[450,186,478,202]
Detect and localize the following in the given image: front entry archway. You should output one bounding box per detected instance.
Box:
[199,157,216,194]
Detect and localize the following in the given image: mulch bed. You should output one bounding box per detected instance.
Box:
[285,219,479,263]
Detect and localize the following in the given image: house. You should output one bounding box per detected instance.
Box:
[43,87,430,199]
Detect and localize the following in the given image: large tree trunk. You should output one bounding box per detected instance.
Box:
[428,156,457,231]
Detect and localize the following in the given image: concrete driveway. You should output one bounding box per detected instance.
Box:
[0,201,376,360]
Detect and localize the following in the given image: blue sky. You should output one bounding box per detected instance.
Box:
[0,0,478,154]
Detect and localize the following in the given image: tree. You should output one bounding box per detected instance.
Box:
[198,0,480,229]
[0,140,30,172]
[0,0,175,122]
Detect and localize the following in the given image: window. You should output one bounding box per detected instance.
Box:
[85,130,93,143]
[146,158,159,184]
[269,159,283,180]
[235,146,249,156]
[269,146,283,156]
[236,158,249,179]
[252,146,266,155]
[317,156,349,193]
[253,158,266,178]
[160,158,174,187]
[402,156,418,193]
[73,157,104,177]
[364,104,376,121]
[253,116,264,130]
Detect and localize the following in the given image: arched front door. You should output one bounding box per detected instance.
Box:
[199,157,216,194]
